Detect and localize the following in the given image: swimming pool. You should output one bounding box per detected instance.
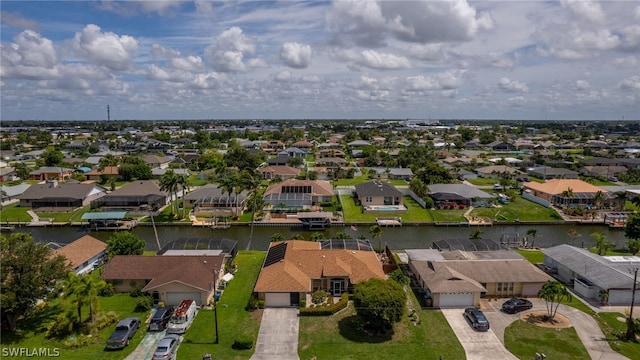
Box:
[365,205,408,212]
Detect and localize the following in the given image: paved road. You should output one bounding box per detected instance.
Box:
[251,308,300,360]
[441,308,518,360]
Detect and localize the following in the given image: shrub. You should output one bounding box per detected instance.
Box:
[232,335,254,350]
[92,311,118,330]
[157,301,165,308]
[258,299,265,309]
[311,290,328,304]
[299,299,307,308]
[246,294,260,311]
[135,296,153,312]
[300,294,349,316]
[62,334,95,348]
[98,283,115,297]
[129,287,144,297]
[46,314,74,339]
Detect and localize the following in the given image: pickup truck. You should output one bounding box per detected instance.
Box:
[106,317,141,350]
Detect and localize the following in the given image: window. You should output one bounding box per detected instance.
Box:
[365,196,372,202]
[497,282,503,291]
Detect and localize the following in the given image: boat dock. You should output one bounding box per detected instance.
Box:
[376,217,402,227]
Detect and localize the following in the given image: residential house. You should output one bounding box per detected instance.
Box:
[263,179,333,209]
[151,167,191,179]
[258,165,301,181]
[0,167,18,182]
[54,235,108,275]
[487,141,516,152]
[183,184,248,217]
[354,181,403,207]
[527,166,579,180]
[254,240,385,307]
[315,157,348,167]
[141,154,173,169]
[18,180,106,211]
[279,147,307,158]
[579,166,627,179]
[407,248,552,308]
[292,140,314,150]
[85,166,120,181]
[347,140,371,147]
[542,245,640,305]
[101,255,225,306]
[428,184,494,207]
[474,165,522,179]
[262,140,286,154]
[266,154,290,166]
[92,180,168,211]
[522,179,612,208]
[28,166,74,181]
[0,183,31,202]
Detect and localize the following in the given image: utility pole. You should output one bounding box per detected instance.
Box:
[627,267,638,340]
[107,104,110,121]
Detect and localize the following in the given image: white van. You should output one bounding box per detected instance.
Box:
[166,299,197,334]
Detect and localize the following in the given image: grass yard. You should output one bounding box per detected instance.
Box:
[0,293,149,360]
[428,209,467,222]
[298,302,464,360]
[593,312,640,359]
[340,195,431,223]
[334,175,370,186]
[504,320,590,359]
[469,197,563,222]
[515,249,545,264]
[178,251,265,360]
[37,206,92,223]
[466,177,500,186]
[0,203,32,223]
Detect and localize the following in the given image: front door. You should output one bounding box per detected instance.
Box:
[332,280,343,296]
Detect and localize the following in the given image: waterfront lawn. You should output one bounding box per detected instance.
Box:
[340,195,431,223]
[593,312,640,359]
[0,293,148,360]
[469,197,562,222]
[504,320,590,359]
[140,206,190,223]
[178,251,265,360]
[298,301,464,359]
[515,249,545,264]
[37,206,92,223]
[428,209,467,222]
[334,175,370,186]
[0,203,32,223]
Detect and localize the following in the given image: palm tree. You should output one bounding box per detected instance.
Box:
[270,233,285,242]
[159,170,179,216]
[593,190,605,210]
[217,172,238,212]
[537,280,572,321]
[567,228,580,246]
[591,232,612,255]
[62,273,106,325]
[526,228,537,247]
[310,232,325,241]
[176,173,189,219]
[369,225,384,252]
[614,191,627,211]
[561,187,574,207]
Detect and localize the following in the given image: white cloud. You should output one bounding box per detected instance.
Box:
[561,0,605,23]
[333,49,410,70]
[498,77,528,93]
[275,70,292,82]
[613,56,638,69]
[279,42,312,69]
[0,30,58,80]
[574,80,590,91]
[204,27,259,72]
[404,71,464,91]
[169,56,206,72]
[618,76,640,91]
[71,24,138,70]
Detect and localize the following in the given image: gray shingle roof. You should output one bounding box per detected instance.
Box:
[18,183,102,200]
[428,184,494,199]
[354,181,402,197]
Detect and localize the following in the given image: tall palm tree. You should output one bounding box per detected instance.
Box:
[217,172,239,213]
[369,225,384,252]
[159,170,179,216]
[175,173,189,219]
[614,191,627,211]
[561,187,574,207]
[591,232,612,255]
[62,273,106,325]
[593,190,605,210]
[537,280,571,321]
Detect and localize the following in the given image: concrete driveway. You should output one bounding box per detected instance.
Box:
[441,308,518,360]
[124,330,167,360]
[251,308,300,360]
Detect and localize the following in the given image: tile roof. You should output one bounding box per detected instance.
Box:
[101,255,225,292]
[263,179,334,197]
[523,179,607,195]
[259,165,301,176]
[254,240,385,292]
[54,235,107,269]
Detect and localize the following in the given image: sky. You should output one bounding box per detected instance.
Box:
[1,1,639,121]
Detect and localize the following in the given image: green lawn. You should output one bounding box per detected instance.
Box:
[0,293,149,360]
[466,177,499,186]
[178,251,265,360]
[504,320,590,359]
[298,299,464,359]
[469,197,563,222]
[0,203,32,223]
[593,312,640,359]
[515,249,545,264]
[37,206,92,223]
[428,209,467,222]
[340,195,432,223]
[334,175,370,186]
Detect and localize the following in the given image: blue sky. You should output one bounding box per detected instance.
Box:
[1,0,638,121]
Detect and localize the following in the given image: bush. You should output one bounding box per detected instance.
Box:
[157,301,165,308]
[62,334,95,348]
[300,294,349,316]
[299,299,307,308]
[92,311,118,330]
[311,290,328,305]
[246,294,260,311]
[135,296,153,312]
[258,299,265,309]
[98,283,115,297]
[129,287,144,297]
[232,335,254,350]
[46,313,74,339]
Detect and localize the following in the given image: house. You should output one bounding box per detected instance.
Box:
[315,157,348,167]
[389,168,413,180]
[487,141,516,152]
[0,183,31,202]
[151,167,191,179]
[292,140,314,150]
[0,167,19,181]
[141,154,173,169]
[522,179,613,208]
[266,154,290,166]
[474,165,522,179]
[347,140,371,147]
[527,166,579,180]
[85,166,120,181]
[542,245,640,305]
[407,247,552,308]
[28,167,75,181]
[428,184,494,207]
[279,147,307,158]
[101,255,225,306]
[18,180,106,211]
[262,140,286,153]
[316,149,346,159]
[254,240,385,307]
[54,235,108,275]
[258,165,301,181]
[263,179,333,209]
[354,181,403,207]
[579,166,627,179]
[183,184,247,217]
[91,180,168,211]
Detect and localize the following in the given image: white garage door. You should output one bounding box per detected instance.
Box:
[167,292,201,306]
[265,293,291,307]
[439,293,474,308]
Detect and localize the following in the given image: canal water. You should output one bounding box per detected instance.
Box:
[19,223,629,252]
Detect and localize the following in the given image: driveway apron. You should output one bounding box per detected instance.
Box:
[441,308,518,360]
[124,331,166,360]
[251,308,300,360]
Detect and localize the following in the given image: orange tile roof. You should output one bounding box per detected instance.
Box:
[523,179,607,195]
[54,235,107,269]
[263,179,334,197]
[254,240,385,292]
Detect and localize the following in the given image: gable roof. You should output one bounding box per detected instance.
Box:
[254,240,385,292]
[428,184,494,199]
[354,181,402,197]
[18,182,103,200]
[258,165,301,176]
[106,180,166,196]
[523,179,606,195]
[101,255,225,292]
[55,235,107,269]
[263,179,333,197]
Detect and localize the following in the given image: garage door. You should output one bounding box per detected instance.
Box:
[265,293,291,307]
[167,292,201,306]
[439,293,473,308]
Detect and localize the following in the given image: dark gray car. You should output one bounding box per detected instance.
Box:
[463,307,490,331]
[153,334,180,360]
[106,317,141,350]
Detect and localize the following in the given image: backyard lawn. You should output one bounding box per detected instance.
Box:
[0,203,32,223]
[0,292,149,360]
[465,177,500,186]
[504,319,590,359]
[37,206,92,223]
[298,298,464,360]
[469,197,563,222]
[515,249,545,264]
[428,208,467,222]
[178,251,265,360]
[340,195,432,223]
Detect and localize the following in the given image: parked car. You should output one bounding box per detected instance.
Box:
[493,184,503,191]
[106,317,141,350]
[149,307,174,331]
[152,334,180,360]
[501,298,533,314]
[463,308,490,331]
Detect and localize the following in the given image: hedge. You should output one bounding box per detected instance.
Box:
[299,294,349,316]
